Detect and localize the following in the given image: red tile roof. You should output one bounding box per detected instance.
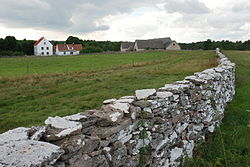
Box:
[34,37,45,46]
[56,44,83,52]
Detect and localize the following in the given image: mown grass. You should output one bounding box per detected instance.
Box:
[0,50,217,133]
[183,51,250,167]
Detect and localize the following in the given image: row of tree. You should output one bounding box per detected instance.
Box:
[64,36,121,53]
[1,36,250,56]
[180,39,250,50]
[0,36,121,56]
[0,36,35,56]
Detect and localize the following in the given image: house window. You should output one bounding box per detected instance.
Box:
[47,47,49,50]
[173,43,176,46]
[41,52,44,55]
[47,52,49,55]
[44,42,46,45]
[70,52,73,55]
[64,52,66,55]
[41,47,44,50]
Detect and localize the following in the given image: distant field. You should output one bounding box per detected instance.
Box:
[1,52,186,77]
[0,50,217,133]
[184,51,250,167]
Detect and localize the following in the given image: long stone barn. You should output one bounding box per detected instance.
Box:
[121,37,181,52]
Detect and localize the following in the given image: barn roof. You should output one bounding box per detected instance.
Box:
[56,44,83,52]
[135,37,173,49]
[34,37,45,46]
[121,42,135,49]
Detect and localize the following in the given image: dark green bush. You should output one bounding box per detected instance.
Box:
[0,51,24,56]
[80,46,103,53]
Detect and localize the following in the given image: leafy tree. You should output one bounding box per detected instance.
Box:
[66,36,82,44]
[4,36,17,51]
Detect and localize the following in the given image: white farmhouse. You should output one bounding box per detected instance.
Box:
[55,44,83,56]
[34,37,53,56]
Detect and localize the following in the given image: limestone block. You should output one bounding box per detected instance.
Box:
[44,116,82,141]
[156,91,173,99]
[111,102,130,113]
[0,140,64,167]
[63,113,87,121]
[0,127,30,145]
[103,98,117,104]
[135,89,156,100]
[94,106,124,126]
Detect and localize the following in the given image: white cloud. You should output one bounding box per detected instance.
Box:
[0,0,249,42]
[164,0,210,14]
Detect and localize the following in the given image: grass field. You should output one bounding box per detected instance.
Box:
[0,52,187,77]
[184,51,250,167]
[0,50,217,133]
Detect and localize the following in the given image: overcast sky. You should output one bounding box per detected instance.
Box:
[0,0,250,42]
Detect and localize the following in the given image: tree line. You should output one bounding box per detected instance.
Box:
[0,36,250,56]
[180,39,250,50]
[0,36,121,56]
[0,36,35,56]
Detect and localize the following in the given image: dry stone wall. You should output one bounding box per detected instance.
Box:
[0,48,235,167]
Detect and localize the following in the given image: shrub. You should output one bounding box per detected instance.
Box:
[0,51,24,57]
[80,46,103,54]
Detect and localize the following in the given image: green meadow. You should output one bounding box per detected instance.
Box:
[0,51,193,77]
[0,50,216,133]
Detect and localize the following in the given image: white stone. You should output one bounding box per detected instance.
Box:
[203,69,215,74]
[185,75,196,80]
[169,132,178,142]
[144,107,152,113]
[116,98,134,104]
[110,112,123,122]
[111,102,130,113]
[175,80,190,84]
[45,116,82,138]
[208,125,215,133]
[103,98,117,104]
[0,127,30,145]
[64,113,87,121]
[176,123,188,134]
[170,147,183,162]
[120,96,135,99]
[135,89,156,100]
[131,111,137,120]
[156,137,168,151]
[56,126,81,138]
[183,140,194,158]
[214,67,224,73]
[163,158,170,167]
[205,114,213,122]
[77,139,82,145]
[119,134,133,144]
[0,140,64,167]
[133,131,152,155]
[30,126,47,141]
[193,124,204,132]
[156,91,173,99]
[173,95,179,101]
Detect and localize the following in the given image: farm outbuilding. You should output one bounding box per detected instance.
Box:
[134,37,181,51]
[120,42,135,52]
[55,44,83,56]
[121,37,181,52]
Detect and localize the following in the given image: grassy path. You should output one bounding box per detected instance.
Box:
[184,51,250,167]
[0,50,216,133]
